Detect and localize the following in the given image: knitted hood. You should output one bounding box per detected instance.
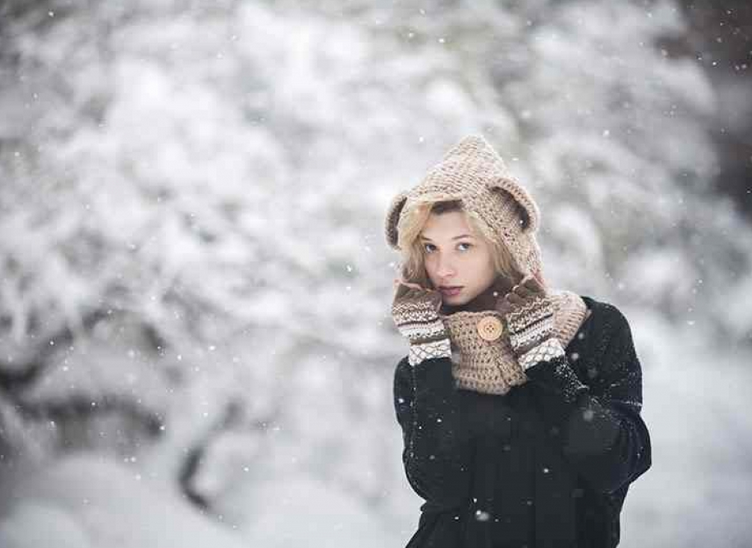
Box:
[384,134,543,278]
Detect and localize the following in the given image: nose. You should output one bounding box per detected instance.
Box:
[435,253,457,280]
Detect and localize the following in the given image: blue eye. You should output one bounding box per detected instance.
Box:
[423,242,471,253]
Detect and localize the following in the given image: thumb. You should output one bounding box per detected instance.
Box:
[393,279,425,301]
[532,269,546,288]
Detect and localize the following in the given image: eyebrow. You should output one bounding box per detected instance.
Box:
[420,234,475,242]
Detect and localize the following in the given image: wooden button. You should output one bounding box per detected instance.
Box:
[477,316,503,341]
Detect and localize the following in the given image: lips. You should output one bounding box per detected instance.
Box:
[439,286,463,297]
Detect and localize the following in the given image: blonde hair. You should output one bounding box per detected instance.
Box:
[397,199,523,289]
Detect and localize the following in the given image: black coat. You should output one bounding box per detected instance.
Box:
[393,295,652,548]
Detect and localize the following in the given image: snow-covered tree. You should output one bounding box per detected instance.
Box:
[1,0,751,546]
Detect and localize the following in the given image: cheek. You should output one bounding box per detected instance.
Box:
[470,251,496,281]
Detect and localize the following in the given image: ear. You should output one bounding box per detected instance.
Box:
[385,191,408,249]
[486,176,540,233]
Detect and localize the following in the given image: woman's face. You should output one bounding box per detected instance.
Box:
[420,210,498,307]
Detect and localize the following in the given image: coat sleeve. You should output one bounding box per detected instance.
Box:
[524,304,652,495]
[393,356,473,510]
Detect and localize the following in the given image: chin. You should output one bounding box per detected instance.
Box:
[443,293,470,305]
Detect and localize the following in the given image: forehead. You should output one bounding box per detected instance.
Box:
[420,210,474,239]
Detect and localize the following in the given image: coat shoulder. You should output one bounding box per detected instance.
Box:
[578,295,632,334]
[570,295,636,365]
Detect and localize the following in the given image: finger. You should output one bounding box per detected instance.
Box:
[398,279,425,290]
[523,276,544,293]
[427,290,443,312]
[514,283,533,299]
[491,276,514,296]
[394,283,440,305]
[518,273,533,286]
[393,281,418,298]
[506,292,525,306]
[393,278,407,295]
[393,283,411,301]
[495,299,512,316]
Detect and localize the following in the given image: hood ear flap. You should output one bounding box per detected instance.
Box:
[385,191,409,250]
[486,176,540,233]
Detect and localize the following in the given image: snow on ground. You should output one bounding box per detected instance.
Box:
[0,450,403,548]
[0,453,248,548]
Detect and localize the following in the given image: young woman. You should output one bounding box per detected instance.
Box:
[385,135,651,548]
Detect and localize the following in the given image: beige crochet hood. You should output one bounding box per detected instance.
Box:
[385,134,543,279]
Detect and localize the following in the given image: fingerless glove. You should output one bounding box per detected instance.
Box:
[504,295,566,371]
[391,285,452,367]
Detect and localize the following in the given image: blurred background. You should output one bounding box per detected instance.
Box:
[0,0,751,546]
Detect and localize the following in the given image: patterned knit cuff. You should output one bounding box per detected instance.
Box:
[519,337,566,371]
[509,322,553,354]
[408,337,452,367]
[399,317,448,344]
[506,297,554,332]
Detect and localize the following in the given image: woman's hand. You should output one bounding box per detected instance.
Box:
[391,279,451,366]
[495,273,561,366]
[495,273,549,318]
[392,278,429,295]
[391,279,444,339]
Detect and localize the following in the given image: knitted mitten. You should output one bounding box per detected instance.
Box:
[496,276,566,371]
[391,283,451,367]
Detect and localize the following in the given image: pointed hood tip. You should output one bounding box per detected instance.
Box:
[454,134,489,149]
[441,134,493,161]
